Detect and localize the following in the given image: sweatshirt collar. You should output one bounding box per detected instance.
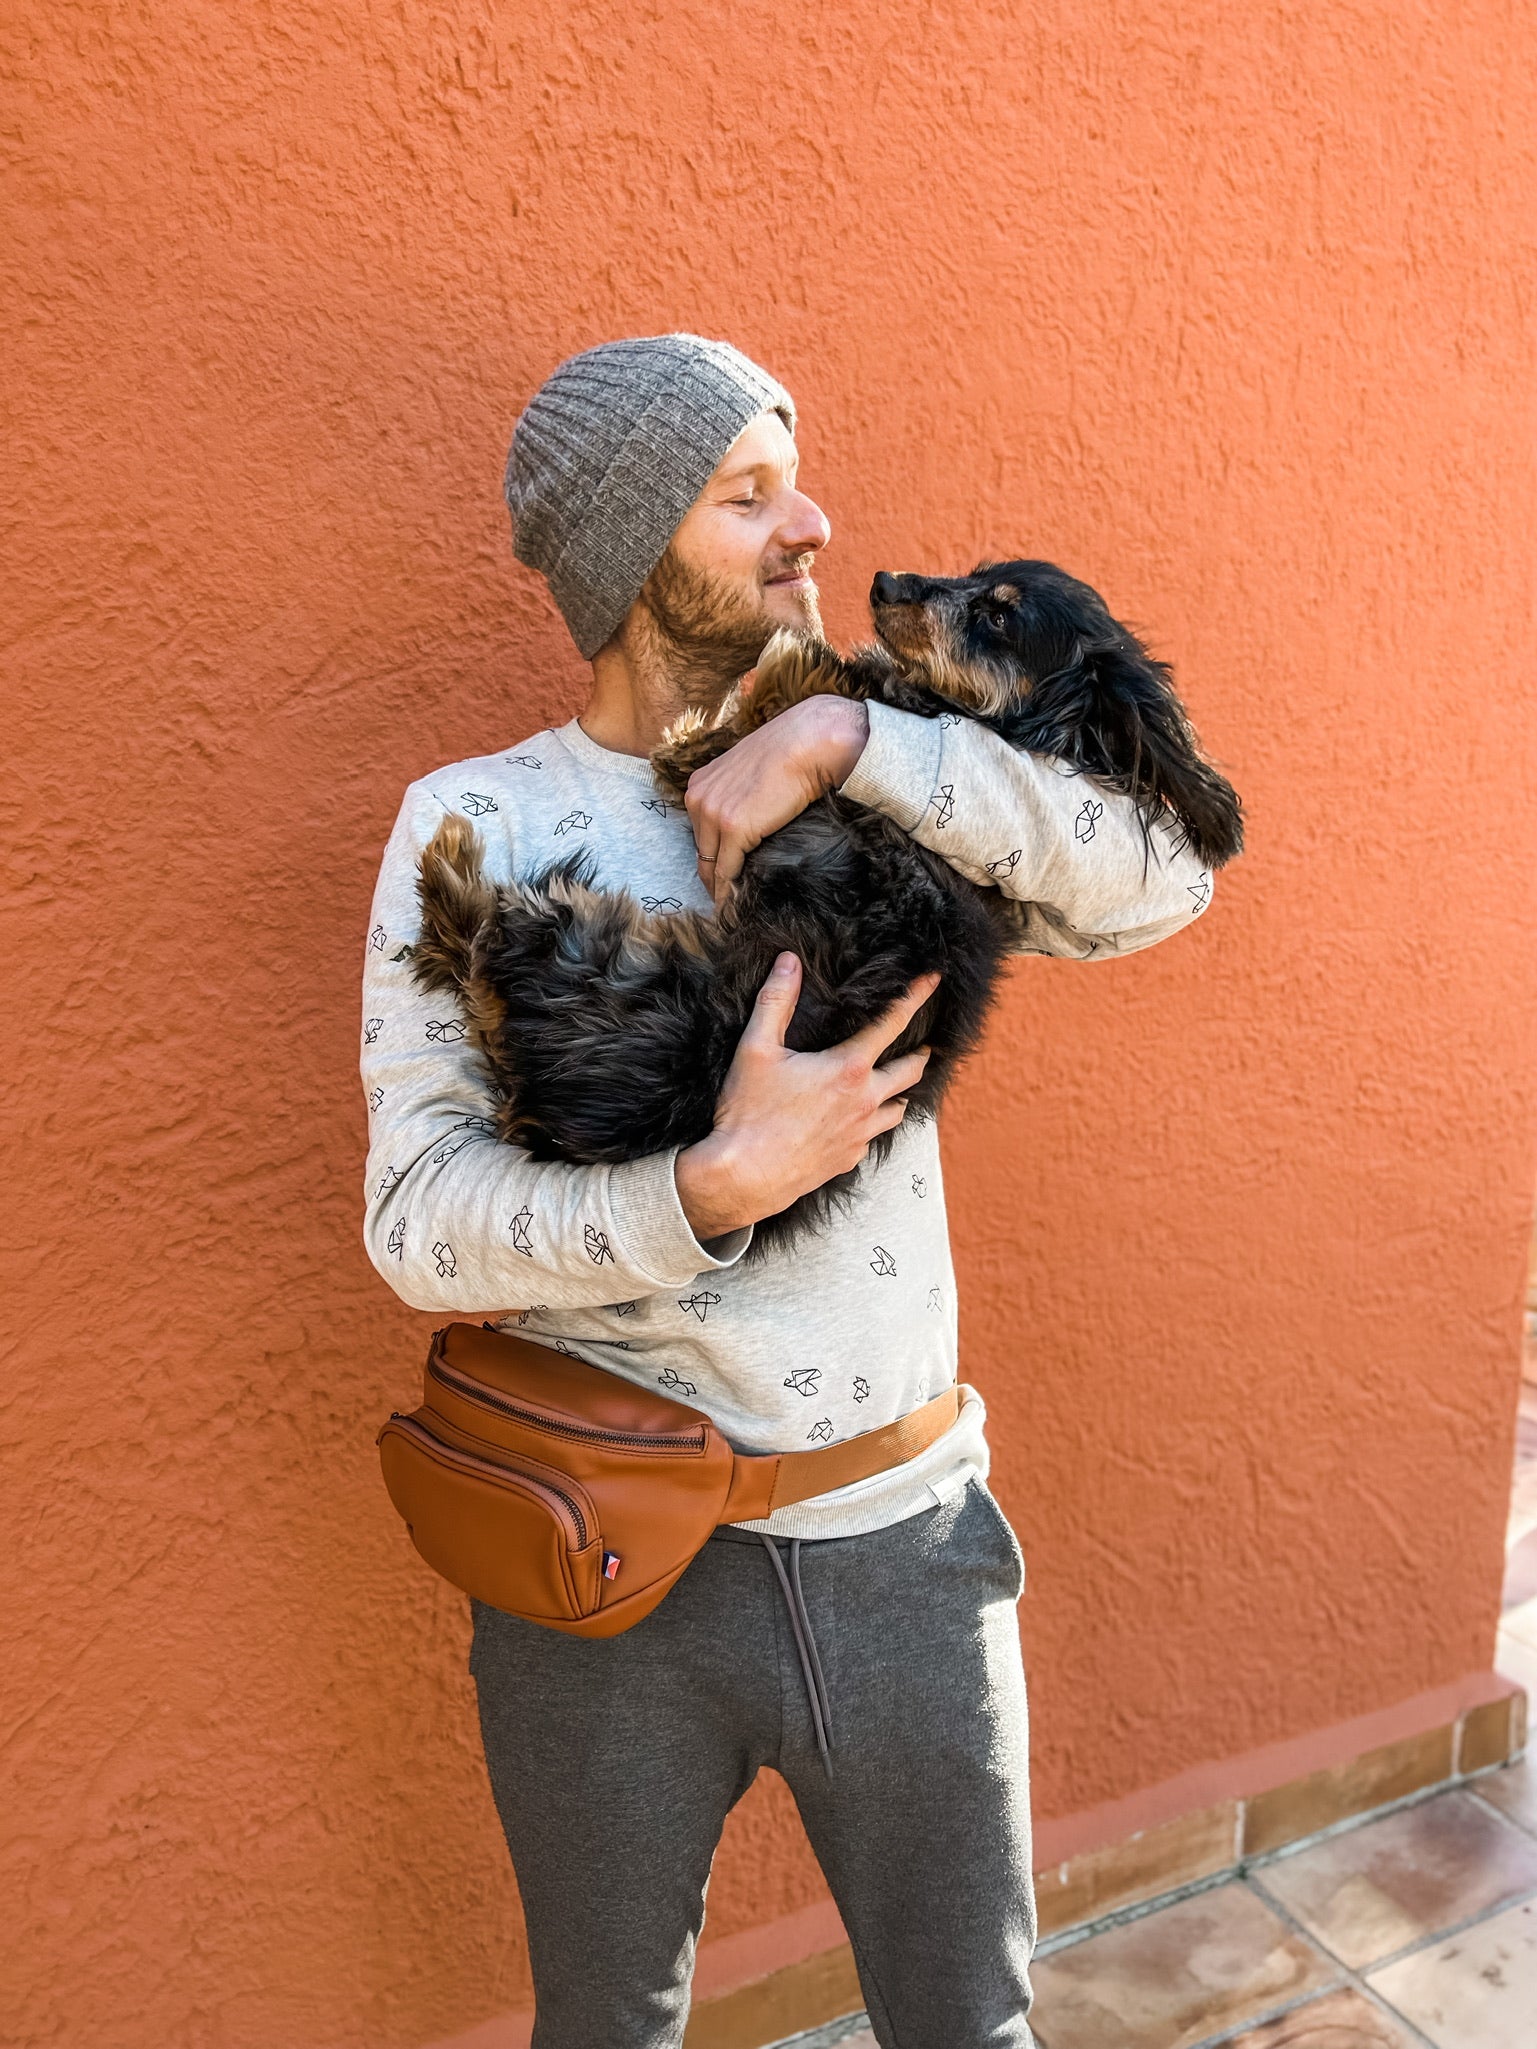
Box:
[553,716,666,789]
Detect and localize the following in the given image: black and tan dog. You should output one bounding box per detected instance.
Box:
[413,561,1243,1253]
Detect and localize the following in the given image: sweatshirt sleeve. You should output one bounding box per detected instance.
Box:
[839,699,1216,959]
[360,780,753,1314]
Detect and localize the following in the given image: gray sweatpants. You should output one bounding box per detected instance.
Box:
[469,1477,1036,2048]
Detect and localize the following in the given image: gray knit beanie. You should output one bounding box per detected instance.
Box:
[504,334,797,659]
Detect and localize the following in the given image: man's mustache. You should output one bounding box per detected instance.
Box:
[762,552,819,585]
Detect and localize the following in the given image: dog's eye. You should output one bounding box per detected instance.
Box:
[984,608,1011,633]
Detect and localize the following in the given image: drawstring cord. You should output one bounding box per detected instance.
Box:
[758,1533,835,1779]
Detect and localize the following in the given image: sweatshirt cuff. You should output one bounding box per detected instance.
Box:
[837,699,946,831]
[606,1148,754,1285]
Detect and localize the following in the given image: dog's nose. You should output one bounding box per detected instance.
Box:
[871,571,910,606]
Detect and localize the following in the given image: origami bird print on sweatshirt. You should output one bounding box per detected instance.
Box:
[584,1225,614,1266]
[424,1018,467,1044]
[1075,798,1103,844]
[658,1365,698,1398]
[870,1246,897,1277]
[852,1376,871,1403]
[783,1368,821,1397]
[553,809,592,837]
[987,849,1022,881]
[806,1418,835,1444]
[460,792,498,816]
[679,1291,721,1321]
[929,784,955,829]
[508,1206,534,1255]
[430,1132,482,1167]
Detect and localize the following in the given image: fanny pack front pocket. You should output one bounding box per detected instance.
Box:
[378,1413,602,1622]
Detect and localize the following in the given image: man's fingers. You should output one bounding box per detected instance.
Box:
[871,1094,913,1137]
[711,834,747,899]
[842,972,942,1061]
[692,808,720,894]
[873,1047,932,1102]
[739,952,803,1049]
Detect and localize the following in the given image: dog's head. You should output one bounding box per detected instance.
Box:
[870,560,1138,710]
[868,560,1243,868]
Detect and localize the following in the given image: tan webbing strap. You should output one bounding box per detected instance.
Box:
[718,1386,961,1524]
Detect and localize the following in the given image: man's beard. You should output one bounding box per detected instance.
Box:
[637,545,824,714]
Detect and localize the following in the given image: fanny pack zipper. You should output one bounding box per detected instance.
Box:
[384,1412,592,1549]
[429,1356,707,1454]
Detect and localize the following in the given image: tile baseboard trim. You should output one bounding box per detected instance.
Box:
[1034,1670,1526,1938]
[1034,1666,1521,1871]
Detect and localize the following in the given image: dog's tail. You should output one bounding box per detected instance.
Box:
[413,813,500,1006]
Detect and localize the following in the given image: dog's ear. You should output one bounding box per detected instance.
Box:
[1012,638,1244,869]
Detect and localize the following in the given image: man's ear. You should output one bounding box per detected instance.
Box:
[1014,638,1244,870]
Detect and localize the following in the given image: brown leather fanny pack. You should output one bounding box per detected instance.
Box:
[377,1320,960,1638]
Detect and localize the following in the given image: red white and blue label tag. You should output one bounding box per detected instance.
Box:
[602,1551,622,1581]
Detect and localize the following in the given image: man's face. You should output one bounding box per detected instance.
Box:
[636,411,832,705]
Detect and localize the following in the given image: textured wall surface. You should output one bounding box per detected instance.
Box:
[6,1,1537,2042]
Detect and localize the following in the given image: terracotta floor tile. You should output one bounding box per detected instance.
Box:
[769,2021,872,2049]
[1503,1531,1537,1611]
[1028,1881,1336,2049]
[1251,1788,1537,1970]
[1502,1593,1537,1653]
[1511,1462,1537,1547]
[1473,1755,1537,1840]
[1221,1985,1418,2045]
[1368,1896,1537,2048]
[1495,1623,1537,1703]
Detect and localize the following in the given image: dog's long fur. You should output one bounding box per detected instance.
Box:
[412,560,1243,1254]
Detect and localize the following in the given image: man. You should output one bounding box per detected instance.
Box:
[361,335,1216,2048]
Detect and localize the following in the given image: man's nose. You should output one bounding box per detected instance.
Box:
[778,488,832,559]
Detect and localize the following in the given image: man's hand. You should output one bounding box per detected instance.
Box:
[685,696,870,905]
[674,955,937,1241]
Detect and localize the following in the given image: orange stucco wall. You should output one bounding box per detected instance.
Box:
[8,3,1537,2042]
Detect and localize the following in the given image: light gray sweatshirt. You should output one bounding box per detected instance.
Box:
[361,701,1215,1537]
